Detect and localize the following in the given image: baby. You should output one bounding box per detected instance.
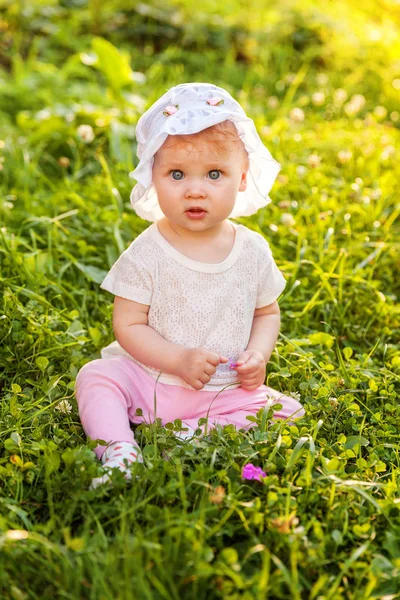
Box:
[75,82,304,487]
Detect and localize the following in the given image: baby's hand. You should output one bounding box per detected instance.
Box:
[235,350,266,391]
[177,347,228,391]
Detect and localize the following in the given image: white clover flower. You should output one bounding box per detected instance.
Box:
[296,165,308,177]
[344,94,366,116]
[77,124,95,143]
[333,88,348,105]
[312,92,325,106]
[370,188,382,199]
[80,52,97,66]
[36,109,51,121]
[373,106,387,119]
[261,125,271,136]
[353,94,366,108]
[337,150,353,164]
[344,103,357,116]
[55,400,73,413]
[281,213,295,227]
[267,96,279,109]
[383,145,395,156]
[290,108,305,123]
[381,146,395,161]
[308,154,321,168]
[329,397,338,407]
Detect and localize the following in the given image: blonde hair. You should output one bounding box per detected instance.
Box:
[161,120,249,169]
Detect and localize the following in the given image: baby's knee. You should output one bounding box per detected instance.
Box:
[77,356,130,379]
[75,356,133,393]
[76,359,104,386]
[75,358,121,394]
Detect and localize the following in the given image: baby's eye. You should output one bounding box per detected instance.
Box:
[171,170,184,181]
[208,170,221,180]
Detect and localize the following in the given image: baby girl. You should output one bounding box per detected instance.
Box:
[75,82,304,487]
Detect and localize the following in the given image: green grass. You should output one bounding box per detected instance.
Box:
[0,1,400,598]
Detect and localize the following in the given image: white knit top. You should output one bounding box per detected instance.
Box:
[100,221,286,391]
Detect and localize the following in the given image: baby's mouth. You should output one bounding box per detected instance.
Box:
[185,207,208,218]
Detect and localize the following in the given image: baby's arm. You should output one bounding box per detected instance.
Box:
[246,301,281,362]
[113,296,185,375]
[112,296,228,389]
[235,301,281,390]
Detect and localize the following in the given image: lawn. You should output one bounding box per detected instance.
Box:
[0,1,399,598]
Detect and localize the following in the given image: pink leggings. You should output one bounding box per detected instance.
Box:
[75,357,305,458]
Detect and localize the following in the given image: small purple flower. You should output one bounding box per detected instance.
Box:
[229,360,237,370]
[242,463,266,482]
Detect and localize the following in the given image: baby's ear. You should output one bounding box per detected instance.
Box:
[239,170,248,192]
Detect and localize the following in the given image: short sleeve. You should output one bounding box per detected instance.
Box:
[255,234,286,308]
[100,244,153,305]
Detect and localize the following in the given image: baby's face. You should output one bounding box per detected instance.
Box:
[152,136,248,235]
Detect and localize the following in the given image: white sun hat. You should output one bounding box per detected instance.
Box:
[129,82,281,222]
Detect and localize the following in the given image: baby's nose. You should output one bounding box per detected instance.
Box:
[185,180,206,198]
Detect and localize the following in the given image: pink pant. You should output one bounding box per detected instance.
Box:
[75,357,305,458]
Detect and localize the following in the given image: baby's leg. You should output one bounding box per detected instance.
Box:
[75,357,140,459]
[180,385,305,433]
[75,357,149,488]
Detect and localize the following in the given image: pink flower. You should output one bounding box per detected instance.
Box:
[163,105,179,116]
[206,97,224,106]
[229,360,237,370]
[242,463,266,481]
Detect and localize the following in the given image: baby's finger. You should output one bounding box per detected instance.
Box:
[206,352,222,366]
[239,370,259,378]
[236,358,258,373]
[235,353,252,367]
[240,377,261,387]
[204,364,217,376]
